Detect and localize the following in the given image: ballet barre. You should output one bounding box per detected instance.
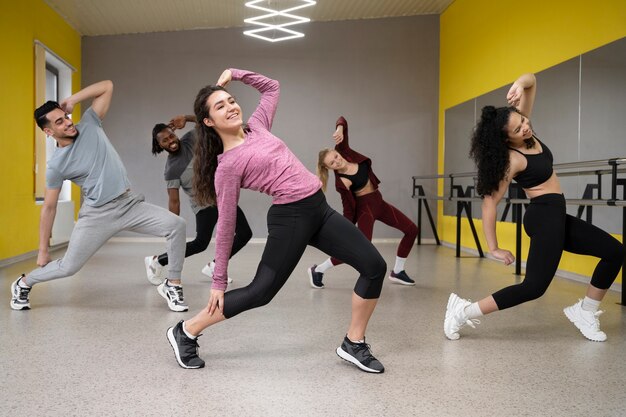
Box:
[412,157,626,305]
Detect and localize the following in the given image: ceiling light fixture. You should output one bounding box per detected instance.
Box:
[244,0,316,43]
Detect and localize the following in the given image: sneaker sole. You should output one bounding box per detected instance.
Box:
[336,347,384,373]
[10,280,30,311]
[145,257,164,286]
[307,268,324,289]
[388,276,416,286]
[166,327,204,369]
[157,284,189,312]
[563,307,607,342]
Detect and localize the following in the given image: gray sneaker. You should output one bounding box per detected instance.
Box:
[10,275,31,310]
[336,336,384,373]
[167,321,205,369]
[157,280,188,312]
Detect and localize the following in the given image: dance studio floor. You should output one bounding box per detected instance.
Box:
[2,241,625,416]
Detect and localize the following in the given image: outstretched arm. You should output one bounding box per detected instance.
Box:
[37,188,61,267]
[60,80,114,120]
[506,73,536,118]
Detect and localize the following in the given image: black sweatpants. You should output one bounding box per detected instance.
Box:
[157,205,252,265]
[492,193,624,310]
[223,190,387,319]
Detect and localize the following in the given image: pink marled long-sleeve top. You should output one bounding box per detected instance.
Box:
[212,69,322,290]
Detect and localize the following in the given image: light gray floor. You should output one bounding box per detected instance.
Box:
[1,241,625,417]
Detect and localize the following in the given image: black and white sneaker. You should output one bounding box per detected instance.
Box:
[166,321,205,369]
[336,336,384,373]
[388,270,415,286]
[308,264,324,289]
[10,275,31,310]
[157,280,188,312]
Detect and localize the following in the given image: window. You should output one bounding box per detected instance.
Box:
[35,42,75,202]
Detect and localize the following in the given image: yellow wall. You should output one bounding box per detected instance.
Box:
[0,0,81,260]
[439,0,626,281]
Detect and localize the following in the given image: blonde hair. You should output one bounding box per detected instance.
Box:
[317,148,333,192]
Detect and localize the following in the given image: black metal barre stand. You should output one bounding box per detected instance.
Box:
[412,157,626,305]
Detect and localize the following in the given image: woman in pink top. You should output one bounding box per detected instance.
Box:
[166,69,387,373]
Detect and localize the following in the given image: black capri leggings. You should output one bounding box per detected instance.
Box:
[157,205,252,265]
[222,189,387,319]
[492,193,624,310]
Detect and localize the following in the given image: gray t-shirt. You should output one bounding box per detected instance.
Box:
[164,131,207,214]
[46,107,131,207]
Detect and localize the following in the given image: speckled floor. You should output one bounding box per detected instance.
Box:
[1,241,625,417]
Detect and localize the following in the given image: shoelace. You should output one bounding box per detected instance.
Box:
[589,310,604,329]
[465,318,481,329]
[16,286,31,301]
[166,285,185,303]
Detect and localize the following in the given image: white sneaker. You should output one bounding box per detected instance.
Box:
[201,263,233,283]
[144,256,165,285]
[563,299,607,342]
[444,293,479,340]
[157,280,188,312]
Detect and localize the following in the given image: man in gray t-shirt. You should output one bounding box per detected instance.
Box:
[144,115,252,284]
[10,81,188,313]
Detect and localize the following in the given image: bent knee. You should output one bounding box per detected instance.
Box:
[238,226,253,243]
[606,240,625,264]
[519,284,548,302]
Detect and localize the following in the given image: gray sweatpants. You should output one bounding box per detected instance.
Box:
[26,191,186,285]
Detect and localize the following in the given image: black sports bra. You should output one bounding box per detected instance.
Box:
[337,161,369,192]
[510,139,554,188]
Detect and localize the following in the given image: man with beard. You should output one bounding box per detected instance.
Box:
[144,116,251,285]
[11,81,189,312]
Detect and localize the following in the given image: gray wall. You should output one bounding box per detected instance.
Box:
[443,37,626,234]
[82,15,439,239]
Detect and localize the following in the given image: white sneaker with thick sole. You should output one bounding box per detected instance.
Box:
[444,293,479,340]
[144,256,164,285]
[563,299,607,342]
[157,280,188,312]
[201,263,233,283]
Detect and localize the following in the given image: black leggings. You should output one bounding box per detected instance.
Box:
[157,206,252,266]
[223,190,386,319]
[492,193,624,310]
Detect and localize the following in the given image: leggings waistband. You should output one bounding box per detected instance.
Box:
[529,193,565,205]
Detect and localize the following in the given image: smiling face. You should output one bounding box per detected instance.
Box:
[202,90,243,132]
[42,108,78,140]
[323,150,348,171]
[156,127,181,153]
[505,111,534,145]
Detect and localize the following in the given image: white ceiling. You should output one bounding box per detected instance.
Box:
[44,0,454,36]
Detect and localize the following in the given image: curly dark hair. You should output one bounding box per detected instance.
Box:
[469,105,519,196]
[192,85,227,207]
[151,123,168,155]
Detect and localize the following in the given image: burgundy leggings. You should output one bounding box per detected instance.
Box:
[331,190,418,266]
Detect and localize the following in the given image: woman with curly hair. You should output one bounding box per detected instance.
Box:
[165,69,387,373]
[444,73,624,342]
[308,116,418,288]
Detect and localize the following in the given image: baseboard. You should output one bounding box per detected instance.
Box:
[0,242,69,268]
